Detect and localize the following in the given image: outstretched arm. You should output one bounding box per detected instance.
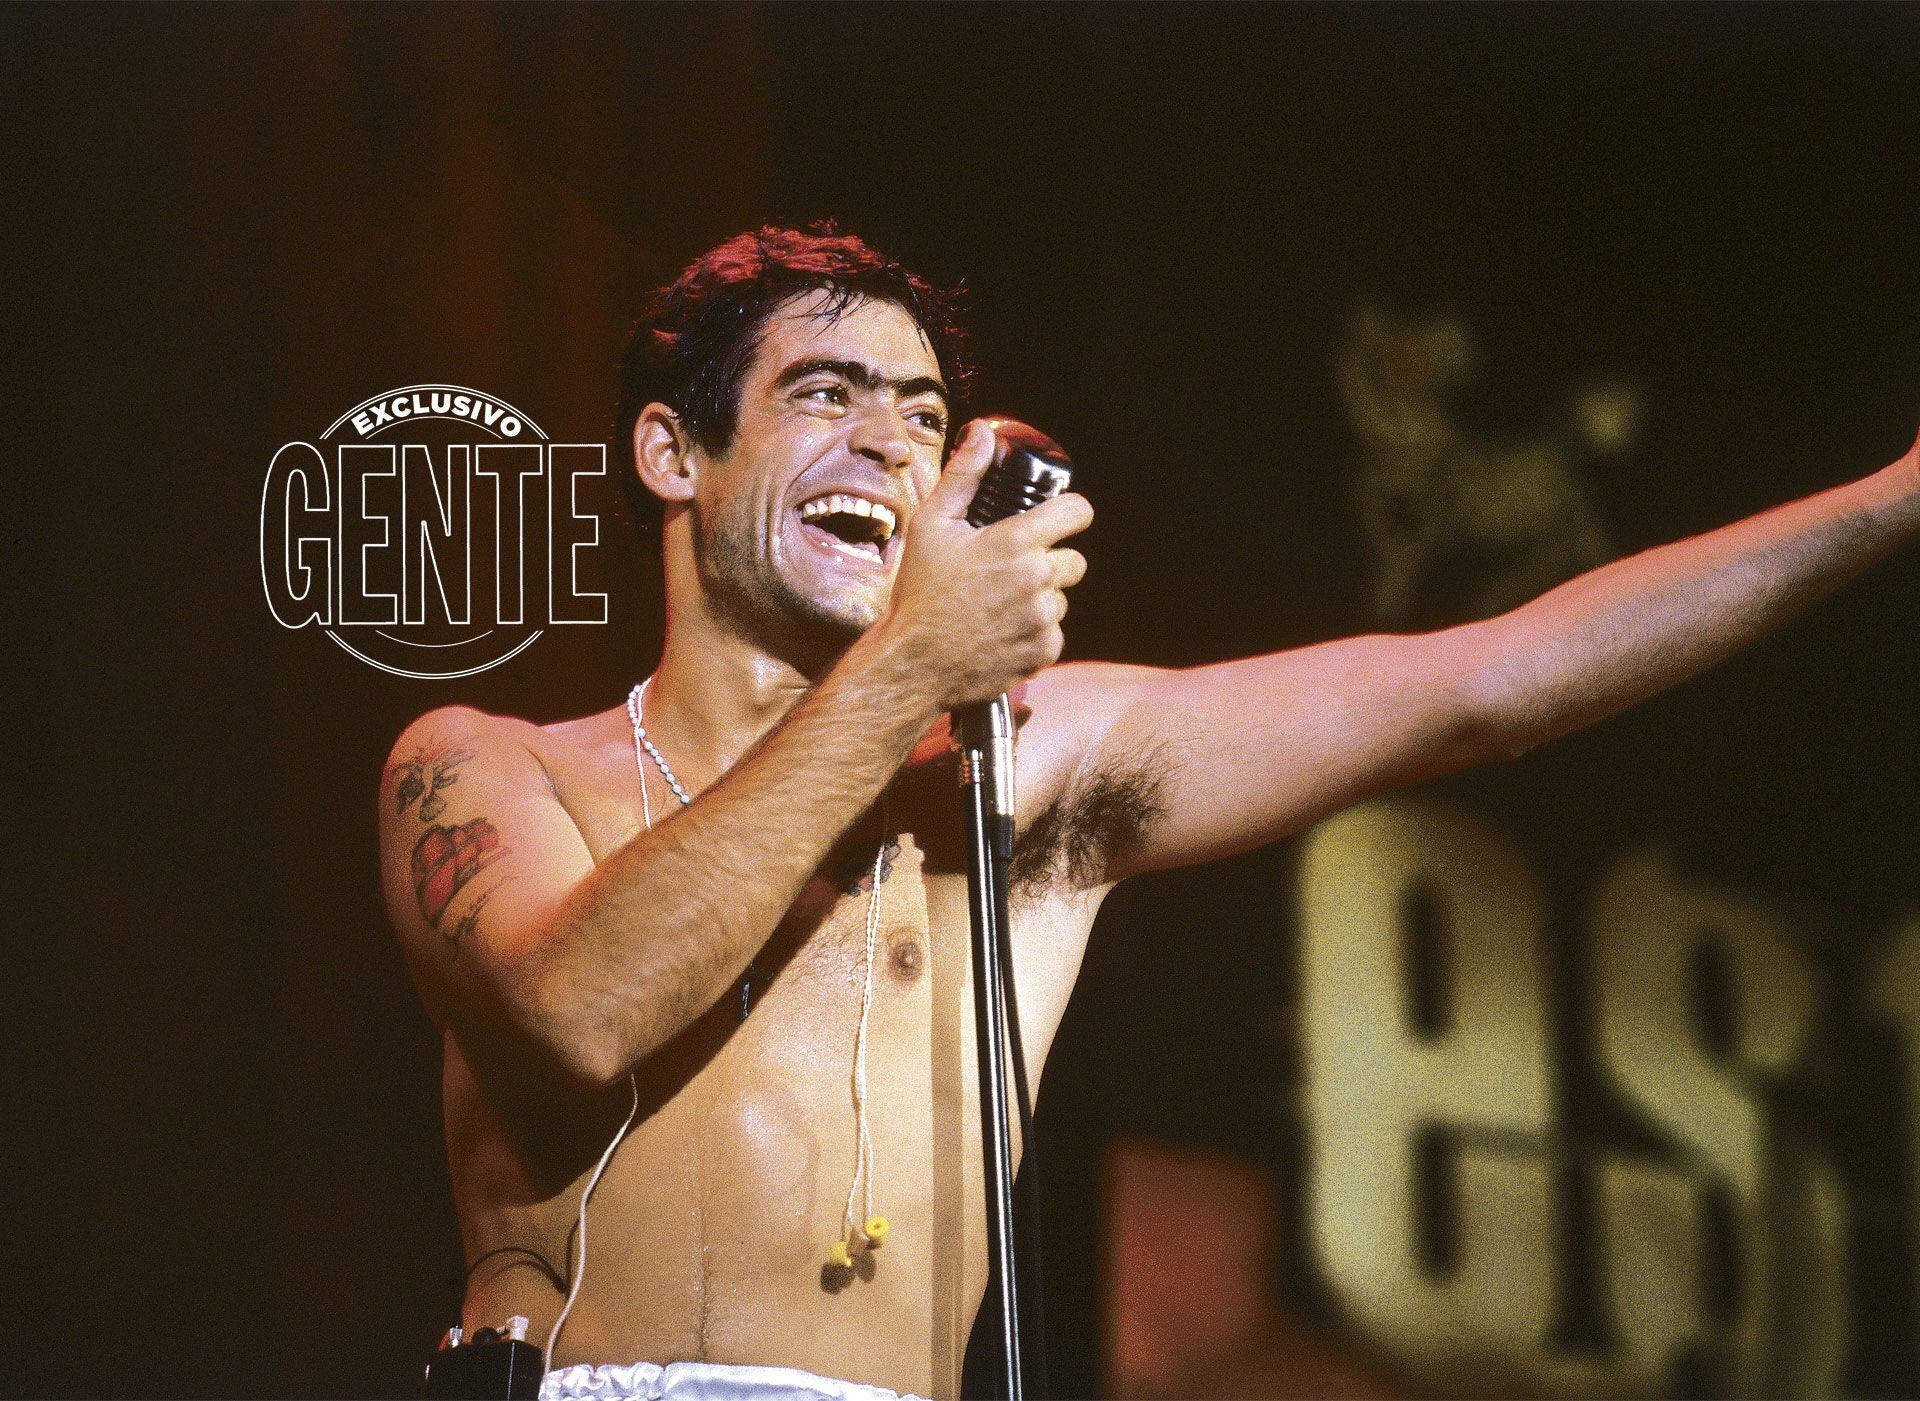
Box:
[1071,430,1920,882]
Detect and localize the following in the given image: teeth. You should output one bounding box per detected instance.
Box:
[799,493,898,542]
[816,532,882,562]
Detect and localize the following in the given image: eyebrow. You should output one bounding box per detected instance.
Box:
[771,357,949,409]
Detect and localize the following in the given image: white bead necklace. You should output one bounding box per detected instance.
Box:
[626,679,691,809]
[628,677,763,1015]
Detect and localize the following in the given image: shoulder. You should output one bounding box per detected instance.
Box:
[388,703,514,758]
[384,704,542,779]
[1025,659,1163,702]
[379,705,565,830]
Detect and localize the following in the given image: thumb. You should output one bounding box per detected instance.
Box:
[924,418,998,522]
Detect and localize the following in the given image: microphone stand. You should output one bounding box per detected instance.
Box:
[956,694,1023,1401]
[953,416,1072,1400]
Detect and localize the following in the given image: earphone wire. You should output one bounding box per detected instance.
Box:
[545,679,660,1365]
[842,811,888,1241]
[545,1069,639,1365]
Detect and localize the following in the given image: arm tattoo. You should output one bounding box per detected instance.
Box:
[412,818,506,926]
[442,886,494,963]
[391,744,475,823]
[463,1230,574,1293]
[388,741,510,945]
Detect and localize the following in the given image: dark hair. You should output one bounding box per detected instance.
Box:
[612,223,974,543]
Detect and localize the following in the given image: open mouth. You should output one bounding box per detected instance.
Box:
[796,492,898,566]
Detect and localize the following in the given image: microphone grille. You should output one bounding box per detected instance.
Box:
[965,420,1075,528]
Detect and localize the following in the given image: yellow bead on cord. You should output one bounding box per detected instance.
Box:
[864,1216,889,1245]
[828,1240,855,1270]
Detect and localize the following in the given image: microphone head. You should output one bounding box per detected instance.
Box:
[966,417,1076,528]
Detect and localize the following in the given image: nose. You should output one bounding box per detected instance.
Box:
[847,406,915,475]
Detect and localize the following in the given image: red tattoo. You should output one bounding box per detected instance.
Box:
[412,818,504,925]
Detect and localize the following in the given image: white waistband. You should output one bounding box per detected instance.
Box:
[538,1358,923,1401]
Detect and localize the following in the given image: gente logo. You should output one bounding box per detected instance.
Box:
[259,384,608,679]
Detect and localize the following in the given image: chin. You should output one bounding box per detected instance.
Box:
[710,567,887,664]
[696,515,892,657]
[789,583,887,641]
[771,551,893,640]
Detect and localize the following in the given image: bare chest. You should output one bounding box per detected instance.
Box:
[452,735,1104,1391]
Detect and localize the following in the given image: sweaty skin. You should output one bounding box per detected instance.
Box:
[381,291,1920,1399]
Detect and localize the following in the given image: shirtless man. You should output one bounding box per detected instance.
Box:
[380,226,1919,1401]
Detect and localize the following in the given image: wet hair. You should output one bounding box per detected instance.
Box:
[612,223,974,544]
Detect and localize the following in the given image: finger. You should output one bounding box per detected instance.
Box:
[923,419,999,522]
[995,491,1094,547]
[1049,547,1088,589]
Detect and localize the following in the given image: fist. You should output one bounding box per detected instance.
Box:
[881,420,1092,709]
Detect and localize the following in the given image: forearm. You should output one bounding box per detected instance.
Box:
[521,628,942,1085]
[1467,454,1920,755]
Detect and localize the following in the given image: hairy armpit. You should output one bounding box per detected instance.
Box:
[1010,746,1173,902]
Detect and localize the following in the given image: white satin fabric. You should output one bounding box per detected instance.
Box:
[538,1359,925,1401]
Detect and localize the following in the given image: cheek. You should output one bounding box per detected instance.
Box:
[911,451,943,500]
[703,469,774,531]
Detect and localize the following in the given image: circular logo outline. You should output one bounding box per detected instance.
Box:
[265,383,562,681]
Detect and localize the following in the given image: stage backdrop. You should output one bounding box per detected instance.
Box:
[12,6,1917,1397]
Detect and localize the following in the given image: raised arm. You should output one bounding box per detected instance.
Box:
[1072,429,1919,882]
[379,425,1093,1093]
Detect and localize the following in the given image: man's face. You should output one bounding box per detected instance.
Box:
[688,291,949,647]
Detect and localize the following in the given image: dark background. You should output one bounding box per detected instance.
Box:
[10,4,1917,1396]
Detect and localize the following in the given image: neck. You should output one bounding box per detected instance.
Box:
[639,592,854,786]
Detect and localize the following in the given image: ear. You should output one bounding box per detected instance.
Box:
[633,403,700,507]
